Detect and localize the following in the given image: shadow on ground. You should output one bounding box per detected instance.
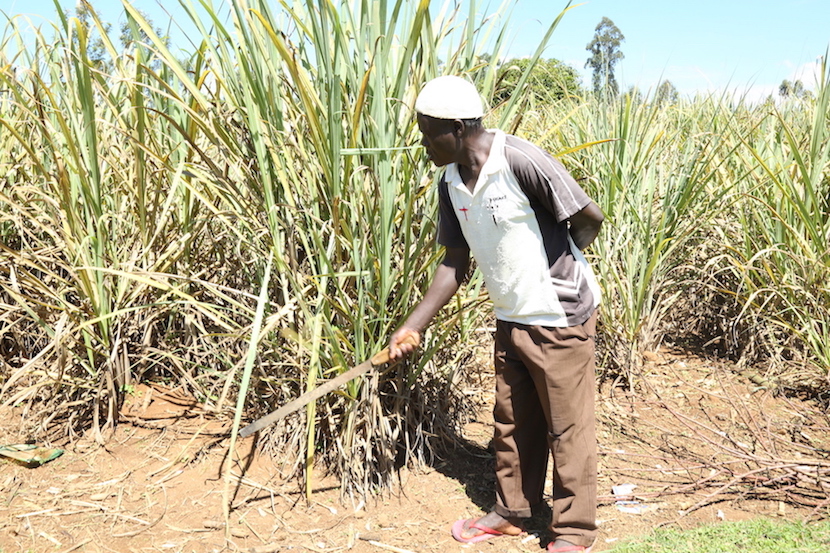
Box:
[431,435,555,545]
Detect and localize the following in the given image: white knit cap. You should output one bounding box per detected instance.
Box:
[415,76,485,119]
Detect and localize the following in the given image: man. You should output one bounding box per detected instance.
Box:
[388,75,603,553]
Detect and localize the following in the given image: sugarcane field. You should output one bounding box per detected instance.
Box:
[2,1,830,552]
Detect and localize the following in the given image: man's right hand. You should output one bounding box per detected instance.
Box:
[388,327,421,360]
[386,247,469,361]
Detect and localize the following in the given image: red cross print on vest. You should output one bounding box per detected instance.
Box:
[459,206,469,221]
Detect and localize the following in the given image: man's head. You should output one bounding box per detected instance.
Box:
[414,76,486,166]
[415,76,484,120]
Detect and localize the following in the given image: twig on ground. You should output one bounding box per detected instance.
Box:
[599,363,830,518]
[111,486,168,538]
[358,536,416,553]
[56,539,92,553]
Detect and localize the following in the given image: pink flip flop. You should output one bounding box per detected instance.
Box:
[451,518,506,544]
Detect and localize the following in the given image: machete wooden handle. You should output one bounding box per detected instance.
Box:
[238,333,419,437]
[371,331,420,365]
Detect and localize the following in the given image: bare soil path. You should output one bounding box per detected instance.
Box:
[2,349,829,553]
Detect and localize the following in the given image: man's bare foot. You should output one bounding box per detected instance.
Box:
[450,512,524,543]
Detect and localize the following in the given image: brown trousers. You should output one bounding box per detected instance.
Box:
[491,310,598,547]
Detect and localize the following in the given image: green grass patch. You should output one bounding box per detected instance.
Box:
[609,518,830,552]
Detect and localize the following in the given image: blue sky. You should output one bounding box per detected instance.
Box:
[4,0,829,101]
[507,0,829,100]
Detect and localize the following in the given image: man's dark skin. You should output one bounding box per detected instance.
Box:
[389,114,603,547]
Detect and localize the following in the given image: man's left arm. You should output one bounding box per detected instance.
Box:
[568,201,604,251]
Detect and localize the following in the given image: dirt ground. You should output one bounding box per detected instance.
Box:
[2,348,829,553]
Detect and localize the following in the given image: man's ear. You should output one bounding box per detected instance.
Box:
[452,119,465,137]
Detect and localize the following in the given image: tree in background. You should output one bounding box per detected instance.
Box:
[779,79,812,99]
[74,1,111,70]
[493,57,583,106]
[625,85,644,105]
[585,17,625,97]
[74,1,167,72]
[655,79,679,106]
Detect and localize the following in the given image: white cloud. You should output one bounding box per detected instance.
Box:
[787,57,825,89]
[730,84,778,105]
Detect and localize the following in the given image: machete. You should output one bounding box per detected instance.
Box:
[239,334,419,437]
